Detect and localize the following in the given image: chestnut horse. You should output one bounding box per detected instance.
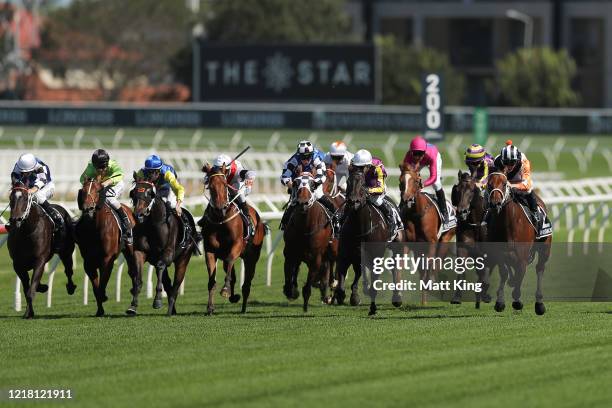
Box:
[399,163,455,304]
[283,172,334,311]
[321,162,344,292]
[201,163,265,315]
[8,181,76,319]
[451,171,493,308]
[76,178,139,317]
[486,172,552,315]
[131,179,196,316]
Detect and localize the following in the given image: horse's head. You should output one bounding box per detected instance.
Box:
[486,172,509,214]
[203,163,229,217]
[79,177,104,218]
[322,161,337,195]
[130,179,157,224]
[399,162,422,208]
[294,171,316,210]
[9,181,33,229]
[346,165,367,210]
[455,171,480,221]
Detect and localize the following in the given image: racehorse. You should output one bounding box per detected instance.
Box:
[8,181,76,319]
[320,162,344,293]
[486,172,552,315]
[282,171,334,311]
[201,163,265,315]
[130,179,196,316]
[76,177,139,317]
[334,166,402,316]
[398,163,455,305]
[451,171,492,308]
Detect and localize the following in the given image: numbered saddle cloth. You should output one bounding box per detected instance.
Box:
[423,193,457,239]
[518,203,553,239]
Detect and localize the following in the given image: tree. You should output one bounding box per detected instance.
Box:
[492,47,579,107]
[38,0,201,98]
[205,0,352,43]
[376,35,465,105]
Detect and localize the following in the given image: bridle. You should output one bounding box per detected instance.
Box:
[325,168,343,199]
[10,185,34,222]
[487,172,511,208]
[205,171,242,224]
[295,173,316,209]
[133,180,158,219]
[400,169,422,209]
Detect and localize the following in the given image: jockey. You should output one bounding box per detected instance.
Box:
[10,153,64,243]
[403,135,449,224]
[80,149,133,244]
[280,140,338,230]
[138,154,185,215]
[493,140,541,227]
[207,154,256,235]
[464,144,495,187]
[351,149,403,236]
[323,140,354,191]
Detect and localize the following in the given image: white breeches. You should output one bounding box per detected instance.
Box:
[105,181,124,210]
[34,182,55,204]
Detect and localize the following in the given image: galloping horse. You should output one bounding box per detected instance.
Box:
[451,171,492,308]
[486,172,552,315]
[399,163,455,304]
[283,171,334,311]
[335,166,401,316]
[131,179,196,316]
[8,181,76,319]
[76,177,138,317]
[320,161,344,292]
[201,163,265,315]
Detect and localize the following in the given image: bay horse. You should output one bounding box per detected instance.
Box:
[399,163,455,305]
[76,177,139,317]
[451,171,492,308]
[320,162,344,292]
[283,171,334,311]
[486,172,552,315]
[8,181,76,319]
[201,163,265,315]
[130,179,195,316]
[334,166,402,316]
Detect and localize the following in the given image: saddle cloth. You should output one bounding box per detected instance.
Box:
[423,194,457,239]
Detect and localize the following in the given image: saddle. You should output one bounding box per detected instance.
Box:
[41,203,67,251]
[422,193,457,238]
[513,196,553,239]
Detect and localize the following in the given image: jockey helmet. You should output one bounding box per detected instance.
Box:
[213,154,232,168]
[16,153,37,172]
[410,135,427,153]
[352,149,372,167]
[465,144,486,164]
[144,155,163,170]
[500,141,521,165]
[297,140,314,159]
[330,140,348,158]
[92,149,110,169]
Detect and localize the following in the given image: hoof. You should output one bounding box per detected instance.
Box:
[220,287,230,298]
[350,293,360,306]
[22,312,34,319]
[335,291,346,305]
[95,309,105,317]
[494,302,505,312]
[66,283,77,295]
[482,293,492,303]
[512,301,524,311]
[392,301,402,308]
[368,303,377,316]
[125,306,137,316]
[475,301,481,309]
[450,300,461,305]
[36,284,49,293]
[535,302,546,315]
[152,298,163,309]
[229,294,241,303]
[290,287,300,300]
[206,307,215,316]
[322,296,333,305]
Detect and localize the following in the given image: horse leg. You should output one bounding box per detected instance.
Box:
[350,261,362,307]
[334,256,349,305]
[391,266,403,308]
[220,258,236,299]
[83,258,104,317]
[125,250,144,316]
[452,245,468,305]
[167,254,190,316]
[303,256,321,313]
[152,260,165,309]
[494,264,509,312]
[534,250,547,315]
[319,257,332,305]
[240,251,260,313]
[511,262,527,311]
[228,265,241,304]
[205,252,217,315]
[59,244,77,295]
[14,266,32,319]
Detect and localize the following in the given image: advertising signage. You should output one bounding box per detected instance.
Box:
[195,43,379,102]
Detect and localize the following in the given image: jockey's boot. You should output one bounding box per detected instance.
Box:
[318,195,339,235]
[117,207,133,245]
[378,198,397,234]
[237,199,253,237]
[435,189,449,225]
[526,190,541,229]
[41,201,64,251]
[385,196,405,232]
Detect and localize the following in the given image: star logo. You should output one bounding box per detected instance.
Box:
[263,52,293,94]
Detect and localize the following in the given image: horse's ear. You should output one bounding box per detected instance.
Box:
[202,162,211,174]
[458,170,462,181]
[221,163,226,173]
[296,164,302,176]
